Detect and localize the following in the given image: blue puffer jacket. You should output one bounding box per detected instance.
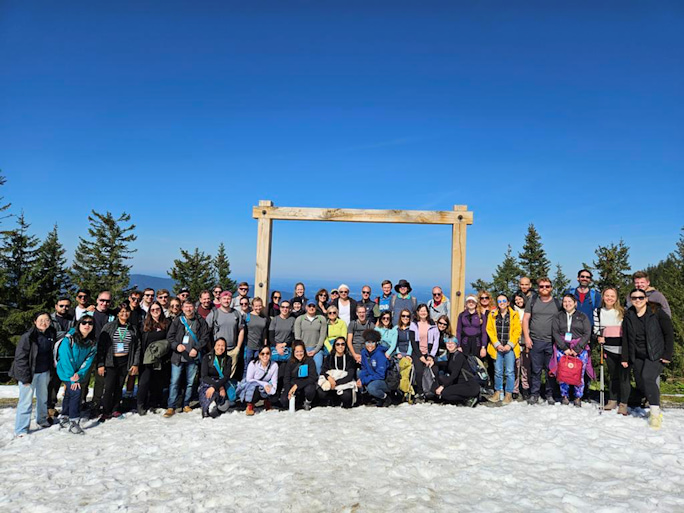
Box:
[359,346,388,385]
[56,332,97,383]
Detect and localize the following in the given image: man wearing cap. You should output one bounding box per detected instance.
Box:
[231,282,251,309]
[347,304,376,364]
[331,284,357,326]
[391,279,417,324]
[205,291,245,378]
[177,287,190,304]
[330,289,340,302]
[427,286,450,322]
[294,301,327,373]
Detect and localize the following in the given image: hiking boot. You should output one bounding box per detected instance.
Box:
[304,400,312,411]
[618,403,628,416]
[487,391,501,403]
[138,408,147,416]
[383,394,393,408]
[68,420,85,435]
[97,414,109,423]
[163,408,175,418]
[48,408,58,418]
[246,403,255,416]
[573,398,582,408]
[561,397,570,406]
[465,397,478,408]
[58,415,70,429]
[37,420,51,429]
[502,393,513,405]
[264,400,273,411]
[547,396,556,405]
[649,412,663,430]
[604,400,618,411]
[182,406,193,414]
[111,411,122,418]
[527,395,540,405]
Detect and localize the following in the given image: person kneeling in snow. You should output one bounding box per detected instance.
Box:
[237,346,278,416]
[317,336,358,408]
[281,340,317,411]
[357,329,392,407]
[199,338,232,418]
[432,336,479,407]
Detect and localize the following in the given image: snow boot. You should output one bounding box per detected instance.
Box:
[246,403,255,416]
[502,393,513,405]
[486,391,501,403]
[465,397,478,408]
[527,395,539,405]
[604,400,618,411]
[382,394,393,408]
[547,396,555,405]
[561,397,570,406]
[649,411,663,430]
[58,415,70,429]
[69,420,85,435]
[618,403,628,416]
[573,398,582,408]
[264,400,273,411]
[304,400,312,411]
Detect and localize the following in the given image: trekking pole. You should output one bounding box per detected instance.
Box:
[599,346,605,415]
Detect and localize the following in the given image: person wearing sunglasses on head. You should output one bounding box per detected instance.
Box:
[239,346,278,415]
[485,294,522,405]
[294,300,327,374]
[282,340,317,411]
[523,277,563,405]
[231,282,251,309]
[269,300,295,363]
[55,316,97,434]
[427,286,450,322]
[623,289,674,429]
[318,336,358,408]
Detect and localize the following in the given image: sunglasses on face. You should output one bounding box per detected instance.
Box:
[260,352,270,356]
[497,299,508,304]
[77,294,87,299]
[239,287,248,291]
[144,294,154,297]
[240,302,249,306]
[579,275,591,279]
[98,299,111,303]
[381,317,390,321]
[273,296,281,300]
[400,314,410,318]
[480,297,490,300]
[328,311,338,315]
[631,296,646,301]
[57,304,69,308]
[438,321,448,326]
[80,321,94,326]
[433,293,441,296]
[150,308,161,312]
[158,295,169,299]
[362,291,370,294]
[335,342,346,347]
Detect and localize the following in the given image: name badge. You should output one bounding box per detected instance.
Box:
[116,343,125,353]
[565,332,572,342]
[183,334,190,345]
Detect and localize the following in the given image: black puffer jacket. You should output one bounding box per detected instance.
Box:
[623,304,674,363]
[9,325,58,384]
[97,321,141,369]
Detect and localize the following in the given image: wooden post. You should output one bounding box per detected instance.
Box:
[450,205,469,321]
[254,200,273,306]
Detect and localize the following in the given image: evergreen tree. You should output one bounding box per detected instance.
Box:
[552,263,571,298]
[0,173,11,232]
[471,278,492,293]
[592,239,632,300]
[30,224,71,309]
[214,242,236,292]
[70,211,137,301]
[518,224,551,283]
[490,245,522,297]
[168,247,214,300]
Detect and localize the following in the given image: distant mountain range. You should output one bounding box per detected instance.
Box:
[129,274,175,292]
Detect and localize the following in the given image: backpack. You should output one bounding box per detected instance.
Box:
[566,287,599,308]
[53,327,77,367]
[390,295,417,312]
[529,294,562,318]
[466,355,490,388]
[385,358,401,391]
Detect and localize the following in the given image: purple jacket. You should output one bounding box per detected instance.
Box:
[424,325,440,358]
[456,310,486,349]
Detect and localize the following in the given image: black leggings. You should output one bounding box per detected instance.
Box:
[102,356,129,415]
[317,388,354,408]
[440,381,480,403]
[281,382,316,407]
[137,364,165,410]
[604,350,631,404]
[633,357,662,407]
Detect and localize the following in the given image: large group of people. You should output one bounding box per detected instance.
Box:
[9,270,675,437]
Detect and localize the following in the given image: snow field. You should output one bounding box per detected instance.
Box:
[1,402,684,512]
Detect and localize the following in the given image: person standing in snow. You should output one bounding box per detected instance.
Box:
[622,289,674,430]
[485,294,521,405]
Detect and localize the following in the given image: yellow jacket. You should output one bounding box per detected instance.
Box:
[486,308,521,359]
[325,319,348,352]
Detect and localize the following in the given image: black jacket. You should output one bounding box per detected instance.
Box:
[331,298,359,322]
[9,325,58,384]
[200,352,232,389]
[282,358,317,392]
[320,353,356,385]
[97,321,141,369]
[436,350,471,388]
[168,315,210,365]
[551,310,591,352]
[623,305,674,363]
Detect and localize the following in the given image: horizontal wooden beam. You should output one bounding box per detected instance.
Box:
[252,205,473,225]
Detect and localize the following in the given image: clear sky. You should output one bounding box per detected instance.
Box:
[1,1,683,290]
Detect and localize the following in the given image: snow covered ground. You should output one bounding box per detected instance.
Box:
[1,402,684,512]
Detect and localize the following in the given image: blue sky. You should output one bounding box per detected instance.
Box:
[1,1,683,291]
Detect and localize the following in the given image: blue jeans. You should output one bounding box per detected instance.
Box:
[307,346,323,375]
[494,349,516,394]
[15,370,50,435]
[168,362,198,408]
[366,380,389,399]
[62,382,82,420]
[243,348,258,379]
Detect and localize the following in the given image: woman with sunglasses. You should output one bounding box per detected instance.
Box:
[374,312,398,359]
[593,288,629,415]
[137,301,170,415]
[239,346,278,415]
[314,289,330,316]
[550,294,593,407]
[268,291,282,318]
[623,289,674,429]
[433,315,453,361]
[97,301,141,422]
[168,297,182,319]
[268,300,295,363]
[11,311,58,437]
[199,338,232,418]
[324,306,348,355]
[317,336,357,408]
[485,294,521,404]
[456,296,487,358]
[433,336,479,407]
[56,316,97,434]
[394,309,418,359]
[281,340,317,411]
[413,304,438,397]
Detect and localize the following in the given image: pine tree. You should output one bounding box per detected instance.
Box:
[168,247,214,300]
[214,242,236,292]
[70,211,137,301]
[490,245,522,297]
[30,224,71,309]
[592,239,632,300]
[470,278,492,293]
[552,263,571,298]
[0,173,11,232]
[518,224,551,283]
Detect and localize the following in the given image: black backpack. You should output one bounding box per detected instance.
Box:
[466,355,490,388]
[385,358,401,391]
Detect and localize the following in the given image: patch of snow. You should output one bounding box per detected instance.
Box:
[1,403,684,511]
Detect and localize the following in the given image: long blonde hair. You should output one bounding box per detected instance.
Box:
[601,287,624,320]
[476,290,493,316]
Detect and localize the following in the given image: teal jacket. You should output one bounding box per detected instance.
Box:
[56,332,97,383]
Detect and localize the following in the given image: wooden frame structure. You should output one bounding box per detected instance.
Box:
[252,200,474,321]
